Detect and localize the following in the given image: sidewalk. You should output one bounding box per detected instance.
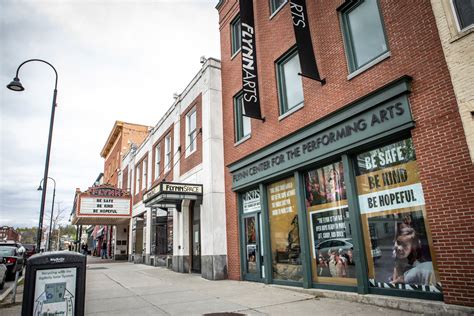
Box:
[1,261,472,315]
[83,262,410,315]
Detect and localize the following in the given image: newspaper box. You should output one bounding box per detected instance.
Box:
[22,251,86,316]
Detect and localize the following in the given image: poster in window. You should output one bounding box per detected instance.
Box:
[304,161,356,284]
[267,177,302,282]
[356,138,441,293]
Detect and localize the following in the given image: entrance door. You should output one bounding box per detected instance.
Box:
[191,202,201,273]
[243,214,264,281]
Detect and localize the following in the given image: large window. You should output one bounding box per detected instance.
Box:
[164,134,172,172]
[304,161,356,285]
[276,48,304,116]
[234,92,251,143]
[231,16,241,56]
[267,177,303,282]
[452,0,474,31]
[186,108,197,155]
[270,0,287,15]
[154,144,161,180]
[355,138,441,293]
[340,0,389,73]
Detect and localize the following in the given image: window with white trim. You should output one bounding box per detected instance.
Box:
[154,145,161,180]
[186,108,197,155]
[270,0,286,15]
[164,134,172,172]
[451,0,474,31]
[141,158,147,191]
[135,165,140,195]
[234,92,251,142]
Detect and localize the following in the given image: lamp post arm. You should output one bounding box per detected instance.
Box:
[15,59,58,91]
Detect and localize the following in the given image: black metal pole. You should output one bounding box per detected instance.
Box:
[48,185,56,251]
[36,88,57,253]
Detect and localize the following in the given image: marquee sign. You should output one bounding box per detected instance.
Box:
[77,184,131,217]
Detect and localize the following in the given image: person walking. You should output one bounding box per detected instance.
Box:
[101,241,107,259]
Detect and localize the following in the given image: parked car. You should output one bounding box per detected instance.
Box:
[22,244,36,258]
[0,242,26,257]
[0,246,25,280]
[0,259,7,290]
[315,238,382,261]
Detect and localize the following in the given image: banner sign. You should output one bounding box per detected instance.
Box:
[290,0,323,81]
[239,0,262,119]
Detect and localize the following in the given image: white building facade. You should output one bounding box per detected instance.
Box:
[120,58,227,280]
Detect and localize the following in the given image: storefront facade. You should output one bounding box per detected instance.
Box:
[122,58,228,280]
[217,0,474,307]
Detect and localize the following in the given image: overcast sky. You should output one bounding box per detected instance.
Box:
[0,0,221,228]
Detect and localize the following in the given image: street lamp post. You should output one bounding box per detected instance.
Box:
[37,177,56,251]
[6,59,58,254]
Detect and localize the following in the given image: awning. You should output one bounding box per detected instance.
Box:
[144,182,203,210]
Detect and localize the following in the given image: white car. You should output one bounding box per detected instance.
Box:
[0,258,7,290]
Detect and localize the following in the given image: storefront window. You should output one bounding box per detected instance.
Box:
[304,161,356,285]
[355,138,441,293]
[245,217,257,274]
[267,177,302,282]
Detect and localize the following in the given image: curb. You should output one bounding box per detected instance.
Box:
[272,285,474,316]
[0,276,24,303]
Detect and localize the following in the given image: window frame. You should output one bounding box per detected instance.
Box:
[186,107,197,156]
[269,0,287,18]
[275,47,304,117]
[164,134,172,172]
[451,0,474,32]
[134,164,141,196]
[141,158,147,191]
[234,91,251,144]
[231,15,242,57]
[154,144,161,180]
[339,0,390,74]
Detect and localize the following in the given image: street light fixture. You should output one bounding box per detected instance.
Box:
[6,59,58,254]
[37,177,56,251]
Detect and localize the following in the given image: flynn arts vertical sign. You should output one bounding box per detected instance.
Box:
[290,0,324,83]
[239,0,262,119]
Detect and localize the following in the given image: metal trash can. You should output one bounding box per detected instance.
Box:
[22,251,86,316]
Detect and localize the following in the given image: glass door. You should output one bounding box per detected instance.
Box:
[243,214,264,281]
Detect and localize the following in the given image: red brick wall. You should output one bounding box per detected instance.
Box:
[218,0,474,306]
[104,134,123,186]
[180,94,203,176]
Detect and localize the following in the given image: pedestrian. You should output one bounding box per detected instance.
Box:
[101,241,107,259]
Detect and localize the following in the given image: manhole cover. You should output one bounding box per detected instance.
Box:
[87,267,108,270]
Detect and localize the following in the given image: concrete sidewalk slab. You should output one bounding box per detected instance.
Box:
[80,262,422,315]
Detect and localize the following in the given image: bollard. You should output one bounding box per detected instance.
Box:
[11,270,19,304]
[21,251,86,316]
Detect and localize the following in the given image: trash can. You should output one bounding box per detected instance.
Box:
[22,251,86,316]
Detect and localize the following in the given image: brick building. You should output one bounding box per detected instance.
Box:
[217,0,473,307]
[72,121,150,259]
[0,226,20,242]
[121,58,227,280]
[430,0,474,163]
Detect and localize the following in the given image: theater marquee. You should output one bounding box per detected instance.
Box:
[71,185,132,225]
